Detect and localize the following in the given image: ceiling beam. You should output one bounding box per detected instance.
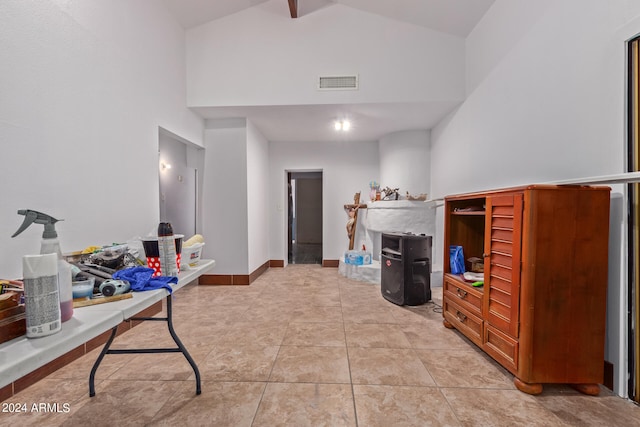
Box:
[288,0,298,18]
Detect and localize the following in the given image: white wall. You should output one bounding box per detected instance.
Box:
[202,119,271,275]
[379,130,431,198]
[269,141,379,263]
[432,0,639,198]
[431,0,640,397]
[202,121,249,274]
[186,0,464,108]
[246,120,270,272]
[0,0,203,279]
[465,1,555,96]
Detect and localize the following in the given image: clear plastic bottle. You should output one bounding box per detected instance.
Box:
[158,222,178,277]
[41,236,73,322]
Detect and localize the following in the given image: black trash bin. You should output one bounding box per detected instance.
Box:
[381,232,432,306]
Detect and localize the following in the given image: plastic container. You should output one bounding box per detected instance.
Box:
[344,250,372,265]
[141,234,183,277]
[41,236,74,322]
[72,277,95,299]
[181,242,204,269]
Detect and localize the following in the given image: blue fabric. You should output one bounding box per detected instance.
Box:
[112,266,177,294]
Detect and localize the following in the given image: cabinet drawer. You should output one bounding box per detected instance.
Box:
[444,276,483,316]
[484,324,518,373]
[443,298,483,347]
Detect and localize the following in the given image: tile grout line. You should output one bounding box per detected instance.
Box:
[249,316,288,426]
[338,277,360,427]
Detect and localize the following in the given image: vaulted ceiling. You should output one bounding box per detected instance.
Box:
[163,0,494,37]
[162,0,496,142]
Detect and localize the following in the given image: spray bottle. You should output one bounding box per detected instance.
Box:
[158,222,178,277]
[12,210,74,322]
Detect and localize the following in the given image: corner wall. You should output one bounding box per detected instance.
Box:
[247,121,270,273]
[201,119,270,276]
[202,121,249,274]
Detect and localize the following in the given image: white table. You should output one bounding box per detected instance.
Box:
[0,260,215,395]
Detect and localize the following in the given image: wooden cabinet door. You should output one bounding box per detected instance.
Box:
[483,193,523,338]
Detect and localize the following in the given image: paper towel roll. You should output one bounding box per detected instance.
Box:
[23,253,58,279]
[23,253,61,338]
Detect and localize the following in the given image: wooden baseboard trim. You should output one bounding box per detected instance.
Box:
[85,322,129,353]
[13,345,85,394]
[200,260,272,286]
[0,383,11,403]
[199,274,248,285]
[199,260,337,285]
[249,261,270,283]
[199,274,233,285]
[129,301,164,327]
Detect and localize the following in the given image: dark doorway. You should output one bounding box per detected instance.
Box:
[288,171,323,264]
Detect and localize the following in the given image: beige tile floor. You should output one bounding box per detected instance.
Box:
[4,265,640,426]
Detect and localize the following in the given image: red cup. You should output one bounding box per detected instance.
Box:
[142,235,183,277]
[147,253,182,277]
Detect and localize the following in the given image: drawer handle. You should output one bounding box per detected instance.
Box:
[456,288,467,299]
[456,311,467,322]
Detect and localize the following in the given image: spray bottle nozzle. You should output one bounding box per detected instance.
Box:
[12,209,63,239]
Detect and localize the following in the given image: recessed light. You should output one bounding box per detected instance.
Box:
[333,120,351,131]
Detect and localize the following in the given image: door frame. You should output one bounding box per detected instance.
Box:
[285,170,323,264]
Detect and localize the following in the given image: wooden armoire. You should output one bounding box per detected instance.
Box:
[442,185,610,395]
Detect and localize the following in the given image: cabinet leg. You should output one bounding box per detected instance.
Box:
[514,378,543,395]
[570,383,600,396]
[443,318,454,329]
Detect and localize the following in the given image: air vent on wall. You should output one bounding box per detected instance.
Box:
[318,75,359,90]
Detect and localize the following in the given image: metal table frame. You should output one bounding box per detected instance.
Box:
[88,294,201,396]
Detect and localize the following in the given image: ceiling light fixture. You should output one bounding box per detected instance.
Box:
[334,120,351,131]
[160,162,172,171]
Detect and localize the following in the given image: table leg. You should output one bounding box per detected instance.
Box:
[89,295,202,396]
[165,295,201,395]
[89,325,118,397]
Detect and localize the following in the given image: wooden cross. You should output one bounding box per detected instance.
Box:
[344,192,367,250]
